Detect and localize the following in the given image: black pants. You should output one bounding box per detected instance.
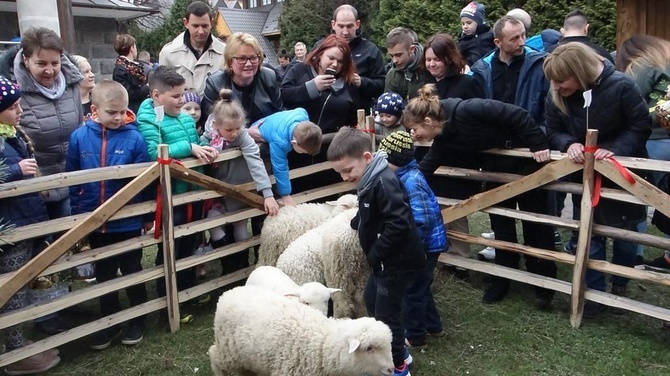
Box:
[89,230,147,327]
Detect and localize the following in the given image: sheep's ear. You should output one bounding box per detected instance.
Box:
[325,200,338,206]
[348,338,361,354]
[327,288,342,296]
[283,288,301,299]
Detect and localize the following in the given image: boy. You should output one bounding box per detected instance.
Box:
[327,127,426,376]
[66,80,150,350]
[136,66,217,320]
[457,2,495,66]
[248,107,322,207]
[374,92,405,138]
[378,131,447,349]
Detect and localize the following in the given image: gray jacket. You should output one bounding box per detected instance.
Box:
[14,51,84,202]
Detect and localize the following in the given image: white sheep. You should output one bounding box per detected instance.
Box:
[257,194,357,267]
[245,265,341,315]
[276,208,370,318]
[209,285,394,376]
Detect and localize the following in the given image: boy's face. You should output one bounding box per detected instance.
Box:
[152,84,185,117]
[379,113,398,128]
[0,99,22,127]
[388,43,414,71]
[461,17,478,36]
[182,101,201,122]
[330,152,372,185]
[91,98,128,130]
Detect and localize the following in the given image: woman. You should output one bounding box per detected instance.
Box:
[402,84,557,308]
[72,55,96,118]
[202,32,282,124]
[112,34,149,114]
[13,27,84,334]
[544,42,651,317]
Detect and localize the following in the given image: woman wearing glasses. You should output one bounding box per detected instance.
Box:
[202,32,282,123]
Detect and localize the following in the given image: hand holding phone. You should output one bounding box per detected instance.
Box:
[325,67,337,76]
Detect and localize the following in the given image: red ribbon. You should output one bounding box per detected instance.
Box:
[590,156,636,208]
[583,146,598,153]
[360,128,375,134]
[152,158,190,239]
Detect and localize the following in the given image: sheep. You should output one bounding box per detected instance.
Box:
[257,194,357,267]
[245,265,341,315]
[276,208,370,318]
[208,285,394,376]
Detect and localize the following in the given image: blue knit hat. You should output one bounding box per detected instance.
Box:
[460,2,486,26]
[375,92,404,118]
[0,76,21,113]
[183,91,201,105]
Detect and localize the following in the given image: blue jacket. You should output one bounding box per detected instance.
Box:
[0,131,48,227]
[525,29,561,53]
[395,160,447,253]
[257,108,309,197]
[66,113,150,233]
[470,47,549,127]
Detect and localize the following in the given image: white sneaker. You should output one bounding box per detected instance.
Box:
[478,246,496,260]
[481,232,495,239]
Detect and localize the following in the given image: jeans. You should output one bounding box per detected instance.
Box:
[646,138,670,187]
[403,253,442,341]
[586,235,637,291]
[365,271,415,368]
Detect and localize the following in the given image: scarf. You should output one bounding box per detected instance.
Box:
[203,115,230,152]
[33,72,66,100]
[0,123,16,139]
[357,151,389,196]
[115,56,146,83]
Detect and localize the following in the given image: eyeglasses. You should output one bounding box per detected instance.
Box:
[232,55,260,65]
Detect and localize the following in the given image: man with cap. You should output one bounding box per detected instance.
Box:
[457,1,496,66]
[379,131,447,349]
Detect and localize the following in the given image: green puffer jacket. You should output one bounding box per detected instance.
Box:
[136,98,208,194]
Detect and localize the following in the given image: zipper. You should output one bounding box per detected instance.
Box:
[317,92,332,129]
[100,127,107,232]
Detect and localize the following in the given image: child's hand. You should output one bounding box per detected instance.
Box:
[191,144,216,163]
[264,197,279,216]
[248,123,265,143]
[19,158,37,176]
[201,145,219,162]
[280,195,296,207]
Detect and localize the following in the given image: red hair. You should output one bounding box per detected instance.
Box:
[305,35,356,85]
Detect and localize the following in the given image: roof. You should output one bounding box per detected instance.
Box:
[0,0,158,20]
[218,2,283,65]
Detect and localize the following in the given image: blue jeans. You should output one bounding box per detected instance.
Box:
[403,253,442,340]
[586,235,637,291]
[639,139,670,256]
[365,271,415,368]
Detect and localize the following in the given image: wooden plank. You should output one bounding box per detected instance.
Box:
[357,109,365,128]
[366,116,376,152]
[441,158,581,223]
[158,145,180,333]
[0,163,159,308]
[178,266,254,303]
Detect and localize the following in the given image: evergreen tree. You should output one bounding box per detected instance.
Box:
[129,0,192,57]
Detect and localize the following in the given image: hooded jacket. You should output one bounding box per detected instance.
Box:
[384,43,435,101]
[66,112,150,232]
[457,23,496,67]
[346,33,386,113]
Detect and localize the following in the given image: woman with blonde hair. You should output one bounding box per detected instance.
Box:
[71,55,96,118]
[543,42,651,317]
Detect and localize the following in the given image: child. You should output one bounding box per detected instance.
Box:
[182,91,203,134]
[374,92,405,138]
[457,2,495,67]
[378,131,447,348]
[248,107,322,207]
[66,80,151,350]
[201,88,280,275]
[0,76,61,374]
[136,66,218,320]
[327,127,426,376]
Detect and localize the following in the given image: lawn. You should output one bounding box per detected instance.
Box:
[39,211,670,376]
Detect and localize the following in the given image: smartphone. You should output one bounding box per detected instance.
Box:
[325,67,337,76]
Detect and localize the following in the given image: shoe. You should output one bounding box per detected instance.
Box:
[482,280,510,304]
[478,246,496,261]
[444,265,469,281]
[34,317,67,336]
[563,241,577,255]
[3,351,60,375]
[21,341,58,358]
[645,255,670,270]
[582,301,606,319]
[427,329,445,337]
[180,312,194,324]
[89,327,121,350]
[393,362,411,376]
[480,232,495,239]
[534,288,554,310]
[554,230,562,247]
[404,336,427,348]
[121,323,145,346]
[610,285,627,315]
[189,293,211,306]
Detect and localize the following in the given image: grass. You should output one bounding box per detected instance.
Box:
[37,212,670,376]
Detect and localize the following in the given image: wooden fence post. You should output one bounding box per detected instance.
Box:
[366,116,376,152]
[357,109,365,129]
[570,130,599,328]
[158,145,180,333]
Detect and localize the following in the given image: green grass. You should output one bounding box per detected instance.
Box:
[38,212,670,376]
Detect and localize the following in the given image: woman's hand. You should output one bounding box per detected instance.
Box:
[594,148,614,160]
[566,142,585,163]
[532,149,551,163]
[314,74,336,91]
[19,158,38,176]
[264,197,279,216]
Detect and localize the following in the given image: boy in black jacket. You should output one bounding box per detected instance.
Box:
[327,127,426,376]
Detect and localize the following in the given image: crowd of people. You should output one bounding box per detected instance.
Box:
[0,0,668,375]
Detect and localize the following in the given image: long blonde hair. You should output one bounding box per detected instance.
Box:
[616,35,670,78]
[543,42,604,115]
[401,84,446,126]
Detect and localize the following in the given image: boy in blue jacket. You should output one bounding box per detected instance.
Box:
[66,80,151,351]
[248,107,322,206]
[379,131,447,349]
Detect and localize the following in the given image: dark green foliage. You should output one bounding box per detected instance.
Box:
[128,0,191,58]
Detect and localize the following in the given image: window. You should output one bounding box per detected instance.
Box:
[248,0,257,8]
[261,0,272,4]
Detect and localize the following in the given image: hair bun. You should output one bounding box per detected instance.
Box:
[219,88,233,102]
[418,84,438,100]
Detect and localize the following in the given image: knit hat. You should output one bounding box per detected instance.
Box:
[183,91,201,105]
[0,76,21,113]
[379,131,414,167]
[460,2,486,26]
[375,92,404,118]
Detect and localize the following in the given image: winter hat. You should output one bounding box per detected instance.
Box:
[0,76,21,113]
[375,92,405,118]
[183,91,201,105]
[460,2,486,26]
[379,131,414,167]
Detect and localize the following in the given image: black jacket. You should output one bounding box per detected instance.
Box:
[434,73,484,101]
[351,166,426,276]
[548,36,614,63]
[346,34,386,113]
[281,62,359,134]
[112,64,149,114]
[202,67,283,124]
[457,24,496,67]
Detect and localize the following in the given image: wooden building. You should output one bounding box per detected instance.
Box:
[617,0,670,47]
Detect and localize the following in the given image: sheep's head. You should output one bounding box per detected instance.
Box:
[340,317,394,376]
[325,194,358,214]
[297,282,340,315]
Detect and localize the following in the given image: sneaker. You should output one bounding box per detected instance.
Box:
[645,255,670,270]
[426,329,446,337]
[4,351,61,375]
[180,312,194,324]
[121,323,145,346]
[403,347,413,365]
[444,265,469,281]
[34,316,68,336]
[583,301,606,319]
[393,362,411,376]
[482,280,510,304]
[553,230,562,246]
[480,232,495,239]
[404,336,427,348]
[189,293,211,306]
[534,288,554,310]
[478,246,496,261]
[89,327,121,350]
[563,241,577,255]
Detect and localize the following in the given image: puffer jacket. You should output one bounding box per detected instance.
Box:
[13,50,84,202]
[457,23,496,67]
[66,113,149,233]
[384,43,435,101]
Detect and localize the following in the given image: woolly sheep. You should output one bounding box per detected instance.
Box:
[209,285,394,376]
[245,265,341,315]
[257,194,357,267]
[277,208,370,318]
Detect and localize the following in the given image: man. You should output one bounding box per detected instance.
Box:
[470,15,557,308]
[159,1,225,96]
[277,49,291,82]
[547,10,614,62]
[330,4,386,114]
[384,27,434,100]
[294,42,307,62]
